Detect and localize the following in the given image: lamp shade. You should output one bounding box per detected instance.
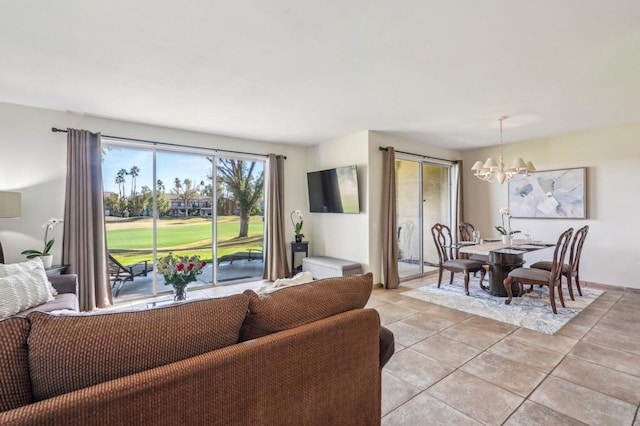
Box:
[0,192,21,218]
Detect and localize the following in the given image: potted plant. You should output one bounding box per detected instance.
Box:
[290,209,305,243]
[495,208,520,244]
[21,217,63,268]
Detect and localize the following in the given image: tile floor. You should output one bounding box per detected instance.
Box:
[373,274,640,426]
[110,273,640,425]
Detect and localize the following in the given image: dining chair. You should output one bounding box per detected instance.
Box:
[503,228,573,314]
[431,223,486,296]
[458,222,475,242]
[458,221,489,268]
[529,225,589,300]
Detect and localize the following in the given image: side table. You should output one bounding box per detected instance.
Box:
[290,241,309,277]
[45,265,69,276]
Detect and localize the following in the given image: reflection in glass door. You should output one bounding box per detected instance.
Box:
[215,157,265,283]
[396,157,453,278]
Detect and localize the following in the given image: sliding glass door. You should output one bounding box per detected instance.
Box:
[396,156,454,279]
[102,142,265,300]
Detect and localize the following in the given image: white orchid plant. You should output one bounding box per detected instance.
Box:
[495,208,520,236]
[290,209,304,237]
[21,218,64,259]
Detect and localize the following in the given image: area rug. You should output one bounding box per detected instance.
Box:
[401,277,603,335]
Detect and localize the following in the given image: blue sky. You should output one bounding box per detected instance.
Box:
[102,147,212,194]
[102,146,265,194]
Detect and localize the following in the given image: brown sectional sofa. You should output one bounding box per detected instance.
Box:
[0,273,391,425]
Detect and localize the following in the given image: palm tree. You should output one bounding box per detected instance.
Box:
[115,169,127,199]
[128,166,140,198]
[171,178,199,217]
[217,159,264,238]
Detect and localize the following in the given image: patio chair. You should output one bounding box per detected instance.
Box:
[109,254,153,297]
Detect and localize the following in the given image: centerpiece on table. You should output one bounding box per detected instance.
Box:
[290,209,305,243]
[21,217,64,268]
[495,207,520,244]
[157,253,206,301]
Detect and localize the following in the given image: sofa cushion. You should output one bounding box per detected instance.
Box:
[0,317,33,412]
[0,259,55,320]
[28,294,250,401]
[17,293,79,316]
[240,272,373,341]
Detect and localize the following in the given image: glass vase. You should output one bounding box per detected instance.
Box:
[173,284,187,301]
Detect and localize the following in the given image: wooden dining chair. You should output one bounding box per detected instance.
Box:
[458,222,475,242]
[529,225,589,300]
[503,228,573,314]
[431,223,486,296]
[458,221,489,269]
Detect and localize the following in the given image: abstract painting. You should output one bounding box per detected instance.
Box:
[508,168,586,219]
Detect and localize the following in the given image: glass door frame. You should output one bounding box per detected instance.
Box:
[396,153,457,278]
[103,139,267,297]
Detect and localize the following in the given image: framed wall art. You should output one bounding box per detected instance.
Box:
[508,167,587,219]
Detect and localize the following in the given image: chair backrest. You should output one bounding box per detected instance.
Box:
[569,225,589,274]
[108,254,128,277]
[459,222,475,242]
[549,228,574,284]
[431,223,454,263]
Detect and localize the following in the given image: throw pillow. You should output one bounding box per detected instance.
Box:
[240,272,373,341]
[0,317,33,412]
[0,259,55,320]
[254,271,315,294]
[272,271,314,288]
[28,293,250,401]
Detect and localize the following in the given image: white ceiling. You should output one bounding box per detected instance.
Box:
[1,1,639,149]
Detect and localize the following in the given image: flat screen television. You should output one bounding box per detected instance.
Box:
[307,165,360,213]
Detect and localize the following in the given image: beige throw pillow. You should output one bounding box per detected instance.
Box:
[0,259,55,320]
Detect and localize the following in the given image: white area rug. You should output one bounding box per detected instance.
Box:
[402,277,603,335]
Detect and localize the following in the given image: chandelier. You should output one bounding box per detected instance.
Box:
[471,116,535,184]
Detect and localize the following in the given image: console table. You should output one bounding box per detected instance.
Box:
[45,265,69,276]
[290,241,309,277]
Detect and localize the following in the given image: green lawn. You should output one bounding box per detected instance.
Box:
[107,216,264,265]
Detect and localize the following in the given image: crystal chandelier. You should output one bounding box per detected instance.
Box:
[471,116,535,184]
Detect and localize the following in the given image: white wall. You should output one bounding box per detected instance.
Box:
[305,131,371,272]
[0,102,308,266]
[461,122,640,288]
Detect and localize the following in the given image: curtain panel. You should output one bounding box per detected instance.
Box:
[381,147,400,289]
[262,154,289,280]
[62,129,112,310]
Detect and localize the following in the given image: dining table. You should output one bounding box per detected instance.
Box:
[457,239,554,297]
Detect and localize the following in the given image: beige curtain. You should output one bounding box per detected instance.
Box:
[452,161,463,242]
[62,129,112,311]
[263,154,290,280]
[381,147,400,289]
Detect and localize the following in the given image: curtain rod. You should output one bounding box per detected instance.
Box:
[51,127,286,159]
[378,146,454,164]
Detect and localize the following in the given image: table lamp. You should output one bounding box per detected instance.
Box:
[0,191,22,263]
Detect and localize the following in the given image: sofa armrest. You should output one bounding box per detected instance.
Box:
[48,274,78,295]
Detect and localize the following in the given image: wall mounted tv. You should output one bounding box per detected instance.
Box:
[307,165,360,214]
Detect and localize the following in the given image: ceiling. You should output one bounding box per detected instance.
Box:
[1,1,639,149]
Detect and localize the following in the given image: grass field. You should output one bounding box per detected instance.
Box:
[107,216,264,265]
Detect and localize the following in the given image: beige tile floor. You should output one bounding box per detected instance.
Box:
[374,274,640,426]
[111,274,640,425]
